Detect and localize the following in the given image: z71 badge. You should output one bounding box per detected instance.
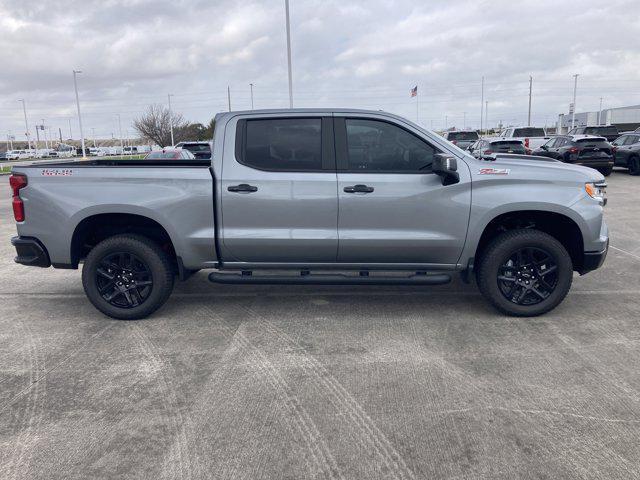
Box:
[479,168,510,175]
[41,169,73,176]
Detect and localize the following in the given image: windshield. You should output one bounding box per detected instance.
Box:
[585,126,617,135]
[146,151,178,159]
[513,128,546,137]
[183,144,210,152]
[448,132,478,141]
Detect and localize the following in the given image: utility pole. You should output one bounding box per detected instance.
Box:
[18,99,31,150]
[480,76,484,134]
[285,0,293,108]
[527,75,533,126]
[167,94,175,146]
[59,128,62,143]
[73,70,87,158]
[571,74,579,130]
[249,83,254,109]
[598,97,603,125]
[68,118,73,140]
[116,114,124,154]
[227,86,231,111]
[91,127,97,147]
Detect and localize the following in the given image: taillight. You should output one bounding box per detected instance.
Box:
[484,150,493,155]
[9,174,27,222]
[568,147,579,154]
[524,138,530,148]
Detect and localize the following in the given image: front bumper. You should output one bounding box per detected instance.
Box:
[11,236,51,268]
[579,238,609,274]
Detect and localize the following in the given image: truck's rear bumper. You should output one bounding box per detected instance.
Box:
[11,236,51,268]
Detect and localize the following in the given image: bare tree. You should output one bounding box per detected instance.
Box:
[133,104,186,147]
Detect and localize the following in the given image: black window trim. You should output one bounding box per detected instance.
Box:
[234,116,335,173]
[334,116,441,174]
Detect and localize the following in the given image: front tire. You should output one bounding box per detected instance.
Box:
[596,166,612,176]
[476,229,573,317]
[82,234,174,320]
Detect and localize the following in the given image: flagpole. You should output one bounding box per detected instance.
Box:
[416,84,419,124]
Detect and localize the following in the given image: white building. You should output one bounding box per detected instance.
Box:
[557,104,640,133]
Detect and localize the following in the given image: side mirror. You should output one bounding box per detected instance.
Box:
[540,145,548,150]
[467,146,474,152]
[432,154,460,186]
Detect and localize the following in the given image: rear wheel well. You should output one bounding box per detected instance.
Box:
[70,214,177,271]
[475,211,584,271]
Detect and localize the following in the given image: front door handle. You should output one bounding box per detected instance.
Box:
[228,183,258,193]
[344,184,374,194]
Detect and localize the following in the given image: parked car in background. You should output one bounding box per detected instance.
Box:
[498,127,550,152]
[442,130,479,150]
[532,135,614,175]
[612,133,640,175]
[175,141,212,159]
[568,125,619,143]
[467,138,526,159]
[144,149,196,160]
[0,151,7,160]
[6,150,31,160]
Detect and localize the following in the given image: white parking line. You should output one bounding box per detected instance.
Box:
[610,245,640,261]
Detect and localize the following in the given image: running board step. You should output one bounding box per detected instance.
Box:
[208,271,451,285]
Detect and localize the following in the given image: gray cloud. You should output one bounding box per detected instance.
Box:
[1,0,639,140]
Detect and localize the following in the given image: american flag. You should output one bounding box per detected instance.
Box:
[410,85,418,97]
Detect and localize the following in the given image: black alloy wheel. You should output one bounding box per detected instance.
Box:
[497,247,558,306]
[96,252,153,308]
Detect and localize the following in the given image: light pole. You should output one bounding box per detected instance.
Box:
[249,83,254,109]
[485,100,489,131]
[116,114,124,154]
[479,76,484,133]
[18,99,31,150]
[285,0,293,108]
[73,70,87,158]
[527,75,533,126]
[227,86,231,111]
[91,128,97,148]
[68,117,73,140]
[167,94,175,146]
[41,119,49,149]
[598,97,603,125]
[571,74,579,130]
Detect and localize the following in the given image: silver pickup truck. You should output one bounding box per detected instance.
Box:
[10,109,609,319]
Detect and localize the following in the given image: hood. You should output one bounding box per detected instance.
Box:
[465,155,605,184]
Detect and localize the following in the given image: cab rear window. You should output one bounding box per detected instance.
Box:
[513,128,546,137]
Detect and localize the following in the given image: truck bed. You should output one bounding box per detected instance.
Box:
[35,158,211,168]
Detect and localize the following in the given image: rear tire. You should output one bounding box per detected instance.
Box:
[629,156,640,176]
[476,229,573,317]
[596,166,612,176]
[82,234,174,320]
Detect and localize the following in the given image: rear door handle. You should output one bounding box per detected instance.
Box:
[228,183,258,193]
[344,184,374,194]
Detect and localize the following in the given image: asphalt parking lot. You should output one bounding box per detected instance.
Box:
[1,171,639,480]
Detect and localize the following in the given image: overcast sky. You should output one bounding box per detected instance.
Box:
[1,0,639,141]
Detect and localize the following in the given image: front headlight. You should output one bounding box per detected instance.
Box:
[585,181,607,205]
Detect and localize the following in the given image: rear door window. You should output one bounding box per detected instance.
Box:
[241,118,322,171]
[343,119,440,172]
